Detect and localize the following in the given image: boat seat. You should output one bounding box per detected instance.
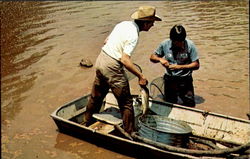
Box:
[93,107,122,125]
[89,121,115,134]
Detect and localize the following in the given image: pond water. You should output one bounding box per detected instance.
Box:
[1,1,249,159]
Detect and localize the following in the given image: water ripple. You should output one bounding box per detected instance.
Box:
[1,0,249,125]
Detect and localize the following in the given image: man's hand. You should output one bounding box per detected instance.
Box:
[159,58,170,68]
[139,74,148,86]
[168,60,200,70]
[150,54,170,68]
[169,64,182,70]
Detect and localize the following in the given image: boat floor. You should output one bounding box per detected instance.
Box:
[89,121,115,134]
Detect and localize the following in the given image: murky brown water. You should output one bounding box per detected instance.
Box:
[1,1,249,159]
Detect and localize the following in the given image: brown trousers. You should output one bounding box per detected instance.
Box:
[83,51,134,133]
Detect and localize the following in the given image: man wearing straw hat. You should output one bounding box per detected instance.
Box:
[83,6,162,134]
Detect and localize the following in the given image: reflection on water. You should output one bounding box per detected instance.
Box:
[1,1,55,77]
[1,1,55,121]
[1,1,249,159]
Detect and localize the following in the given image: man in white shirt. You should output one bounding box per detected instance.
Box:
[83,6,162,134]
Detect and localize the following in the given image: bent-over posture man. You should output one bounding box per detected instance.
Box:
[83,6,162,134]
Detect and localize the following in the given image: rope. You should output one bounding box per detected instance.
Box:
[131,132,250,157]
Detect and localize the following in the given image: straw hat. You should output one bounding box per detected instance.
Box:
[131,6,162,21]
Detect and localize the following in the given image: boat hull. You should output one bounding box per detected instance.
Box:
[50,93,250,158]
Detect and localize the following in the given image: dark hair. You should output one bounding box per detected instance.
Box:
[170,25,186,41]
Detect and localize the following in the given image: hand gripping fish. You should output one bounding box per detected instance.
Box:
[140,85,149,115]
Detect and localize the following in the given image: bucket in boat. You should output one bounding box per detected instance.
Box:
[138,115,192,147]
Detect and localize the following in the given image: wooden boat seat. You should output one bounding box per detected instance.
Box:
[93,107,122,125]
[89,121,115,134]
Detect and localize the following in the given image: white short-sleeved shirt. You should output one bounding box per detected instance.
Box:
[102,21,139,60]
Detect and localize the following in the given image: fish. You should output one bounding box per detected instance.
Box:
[140,85,149,115]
